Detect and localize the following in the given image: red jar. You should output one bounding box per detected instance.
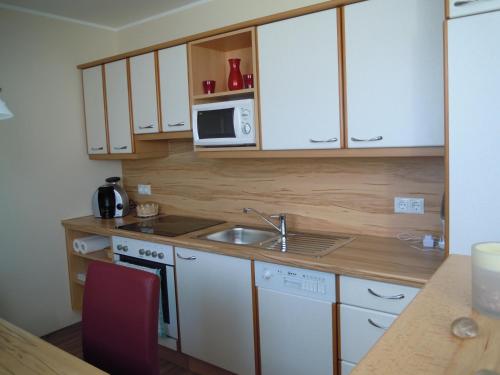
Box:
[227,58,243,91]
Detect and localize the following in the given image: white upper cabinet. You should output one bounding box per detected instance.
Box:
[82,66,107,154]
[448,0,500,18]
[158,45,191,132]
[345,0,444,148]
[258,9,341,150]
[104,60,133,154]
[129,52,159,134]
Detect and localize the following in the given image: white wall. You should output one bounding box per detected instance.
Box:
[116,0,326,52]
[0,9,121,336]
[0,0,329,336]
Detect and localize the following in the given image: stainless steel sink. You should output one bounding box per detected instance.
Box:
[199,225,355,257]
[260,232,354,257]
[200,226,278,245]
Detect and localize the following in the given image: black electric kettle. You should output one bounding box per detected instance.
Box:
[92,177,130,219]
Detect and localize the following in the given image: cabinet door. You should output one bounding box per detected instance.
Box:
[258,9,341,150]
[340,276,419,315]
[340,304,397,364]
[158,45,191,132]
[82,66,107,154]
[448,0,500,18]
[175,248,255,375]
[345,0,444,148]
[448,11,500,254]
[104,60,133,154]
[130,52,159,134]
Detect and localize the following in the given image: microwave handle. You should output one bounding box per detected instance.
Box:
[192,109,200,143]
[234,106,241,137]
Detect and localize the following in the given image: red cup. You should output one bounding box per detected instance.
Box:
[202,80,216,94]
[243,74,254,89]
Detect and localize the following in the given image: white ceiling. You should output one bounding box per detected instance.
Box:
[0,0,208,30]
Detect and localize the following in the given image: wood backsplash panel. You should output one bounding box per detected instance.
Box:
[122,145,444,238]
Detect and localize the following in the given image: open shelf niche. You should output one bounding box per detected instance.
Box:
[188,27,261,151]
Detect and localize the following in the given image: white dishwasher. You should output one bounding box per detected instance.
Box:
[255,261,337,375]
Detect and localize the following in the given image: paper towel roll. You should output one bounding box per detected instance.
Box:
[74,236,110,254]
[72,239,81,252]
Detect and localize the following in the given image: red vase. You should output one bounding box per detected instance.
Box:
[227,58,243,91]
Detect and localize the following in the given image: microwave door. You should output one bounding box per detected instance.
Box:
[197,108,236,144]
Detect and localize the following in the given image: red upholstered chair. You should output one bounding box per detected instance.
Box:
[82,261,160,375]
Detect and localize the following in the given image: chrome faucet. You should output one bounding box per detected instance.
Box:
[243,208,287,237]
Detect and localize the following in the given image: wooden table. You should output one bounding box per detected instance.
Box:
[0,318,106,374]
[351,255,500,375]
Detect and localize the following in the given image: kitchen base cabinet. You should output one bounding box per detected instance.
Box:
[339,276,420,367]
[448,0,500,18]
[175,248,255,375]
[340,304,397,364]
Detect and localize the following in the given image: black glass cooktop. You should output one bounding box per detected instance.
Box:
[118,215,225,237]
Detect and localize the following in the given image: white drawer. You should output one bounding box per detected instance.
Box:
[340,304,397,364]
[448,0,500,18]
[339,276,419,314]
[341,360,356,375]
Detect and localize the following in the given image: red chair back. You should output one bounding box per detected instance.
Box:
[82,261,160,375]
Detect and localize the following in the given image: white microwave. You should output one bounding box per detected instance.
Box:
[192,99,256,147]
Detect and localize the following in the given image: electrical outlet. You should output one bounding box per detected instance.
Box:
[394,197,424,214]
[138,184,151,195]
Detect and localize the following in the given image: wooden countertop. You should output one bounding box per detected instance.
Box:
[0,318,106,374]
[62,215,444,286]
[351,255,500,375]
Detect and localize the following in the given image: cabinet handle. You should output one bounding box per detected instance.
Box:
[454,0,481,6]
[351,136,383,142]
[168,122,185,127]
[113,145,128,150]
[176,253,197,261]
[139,124,155,129]
[90,146,104,151]
[368,318,389,330]
[309,137,338,143]
[368,288,405,300]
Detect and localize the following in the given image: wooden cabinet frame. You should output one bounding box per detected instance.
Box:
[78,0,444,159]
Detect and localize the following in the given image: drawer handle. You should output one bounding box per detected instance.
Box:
[368,318,389,331]
[139,124,155,129]
[113,145,128,150]
[454,0,481,6]
[309,137,338,143]
[368,288,405,300]
[351,136,383,142]
[168,122,185,127]
[176,253,196,261]
[90,146,104,151]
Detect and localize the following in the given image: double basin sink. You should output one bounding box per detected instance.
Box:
[199,226,354,257]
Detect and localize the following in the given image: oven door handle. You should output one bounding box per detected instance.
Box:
[176,253,197,261]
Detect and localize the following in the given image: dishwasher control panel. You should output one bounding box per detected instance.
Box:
[255,261,336,302]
